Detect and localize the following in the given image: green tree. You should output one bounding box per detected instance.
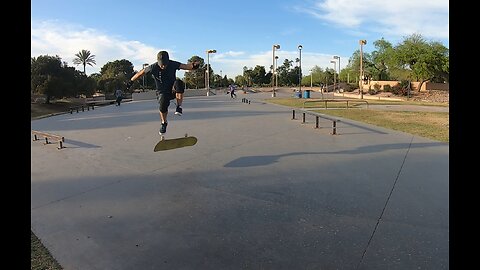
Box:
[301,65,327,87]
[32,55,96,102]
[394,33,449,90]
[184,56,205,89]
[370,38,395,80]
[73,49,96,74]
[98,59,135,93]
[277,59,300,87]
[31,55,64,103]
[243,66,253,87]
[250,65,270,86]
[235,75,247,87]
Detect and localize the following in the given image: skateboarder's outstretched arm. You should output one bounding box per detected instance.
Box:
[179,62,200,71]
[125,62,198,90]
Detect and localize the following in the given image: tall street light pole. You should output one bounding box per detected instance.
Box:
[330,60,336,93]
[219,70,222,88]
[206,49,217,96]
[359,40,367,99]
[298,45,302,93]
[142,63,149,88]
[272,44,280,97]
[310,69,313,88]
[275,56,279,93]
[333,55,340,84]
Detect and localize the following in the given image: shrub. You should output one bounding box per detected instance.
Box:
[391,84,408,96]
[344,83,357,92]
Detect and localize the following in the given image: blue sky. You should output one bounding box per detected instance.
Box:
[31,0,449,79]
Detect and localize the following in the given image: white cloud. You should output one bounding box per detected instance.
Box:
[31,19,351,79]
[31,20,249,78]
[295,0,449,40]
[31,20,168,75]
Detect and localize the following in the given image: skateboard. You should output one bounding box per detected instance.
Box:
[154,134,198,152]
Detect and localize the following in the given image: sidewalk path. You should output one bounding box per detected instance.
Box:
[31,92,449,269]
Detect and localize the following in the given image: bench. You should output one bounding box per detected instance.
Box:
[85,100,117,106]
[292,109,340,135]
[69,104,95,114]
[303,99,369,109]
[32,130,65,149]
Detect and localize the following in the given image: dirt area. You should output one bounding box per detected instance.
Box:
[407,90,449,103]
[364,90,449,103]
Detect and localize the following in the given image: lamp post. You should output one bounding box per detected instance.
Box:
[298,45,302,93]
[272,44,280,97]
[310,69,313,88]
[142,63,149,88]
[359,40,367,99]
[330,60,336,93]
[206,49,217,96]
[219,70,222,88]
[333,55,340,84]
[275,55,279,92]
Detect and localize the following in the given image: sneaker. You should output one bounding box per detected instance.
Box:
[159,122,168,135]
[175,106,183,115]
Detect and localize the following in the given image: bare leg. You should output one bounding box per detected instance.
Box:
[160,111,168,123]
[176,93,183,107]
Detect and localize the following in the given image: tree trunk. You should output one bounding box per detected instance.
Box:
[418,79,429,92]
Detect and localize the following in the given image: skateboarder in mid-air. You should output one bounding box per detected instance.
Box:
[126,51,200,135]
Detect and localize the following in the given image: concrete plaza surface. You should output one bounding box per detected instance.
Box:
[31,92,449,270]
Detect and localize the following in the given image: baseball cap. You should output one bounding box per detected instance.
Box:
[157,51,170,66]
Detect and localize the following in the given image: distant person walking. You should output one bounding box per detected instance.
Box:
[229,84,237,99]
[115,88,123,106]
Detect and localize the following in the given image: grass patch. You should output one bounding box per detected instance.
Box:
[315,109,448,142]
[31,100,84,119]
[31,231,63,270]
[267,98,448,108]
[266,98,449,143]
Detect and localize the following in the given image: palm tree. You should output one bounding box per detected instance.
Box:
[73,49,96,75]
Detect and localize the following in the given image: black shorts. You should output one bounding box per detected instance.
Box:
[173,79,185,94]
[157,92,174,113]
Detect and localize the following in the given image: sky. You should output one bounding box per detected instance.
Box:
[31,0,449,79]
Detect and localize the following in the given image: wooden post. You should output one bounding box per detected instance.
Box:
[331,121,337,135]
